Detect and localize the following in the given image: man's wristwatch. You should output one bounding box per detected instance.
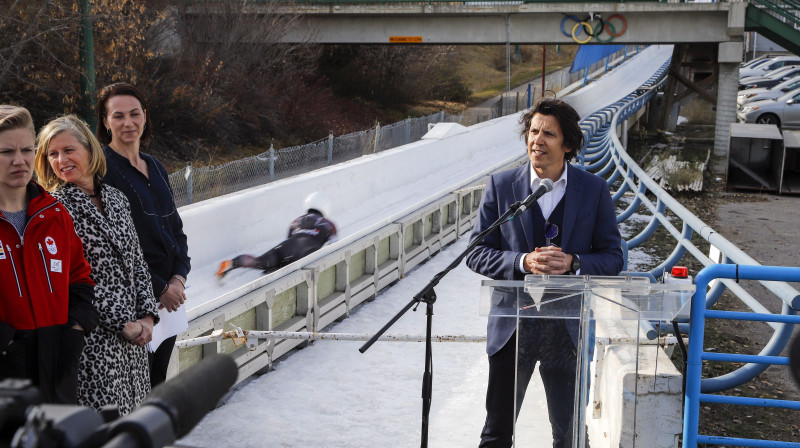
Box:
[569,255,581,274]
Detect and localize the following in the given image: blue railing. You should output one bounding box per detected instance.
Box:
[575,56,800,447]
[683,264,800,448]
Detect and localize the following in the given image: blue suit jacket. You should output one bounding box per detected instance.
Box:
[465,162,623,356]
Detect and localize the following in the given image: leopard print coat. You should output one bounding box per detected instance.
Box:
[52,182,159,415]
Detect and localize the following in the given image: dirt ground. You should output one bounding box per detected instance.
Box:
[632,124,800,445]
[698,186,800,445]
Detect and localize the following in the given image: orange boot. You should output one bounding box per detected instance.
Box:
[216,259,235,278]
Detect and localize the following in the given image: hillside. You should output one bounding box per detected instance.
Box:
[183,44,577,171]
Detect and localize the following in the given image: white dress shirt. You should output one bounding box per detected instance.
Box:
[518,162,569,273]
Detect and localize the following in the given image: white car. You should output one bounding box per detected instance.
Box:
[739,56,800,79]
[740,54,785,69]
[738,78,800,108]
[737,90,800,128]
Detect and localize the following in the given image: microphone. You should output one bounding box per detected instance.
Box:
[102,354,238,448]
[512,178,554,218]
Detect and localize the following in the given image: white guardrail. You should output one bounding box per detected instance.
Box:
[172,150,528,381]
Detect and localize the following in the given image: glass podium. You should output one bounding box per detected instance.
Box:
[479,275,695,447]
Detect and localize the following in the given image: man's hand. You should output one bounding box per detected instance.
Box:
[524,246,572,275]
[159,277,186,312]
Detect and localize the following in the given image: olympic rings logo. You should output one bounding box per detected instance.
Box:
[560,14,627,44]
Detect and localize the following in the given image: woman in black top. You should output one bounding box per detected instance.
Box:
[95,83,191,387]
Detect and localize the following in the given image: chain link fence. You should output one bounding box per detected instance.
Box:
[169,111,462,206]
[168,48,635,206]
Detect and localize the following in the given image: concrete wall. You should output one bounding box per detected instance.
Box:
[589,316,683,448]
[589,338,683,448]
[237,3,741,45]
[713,61,741,175]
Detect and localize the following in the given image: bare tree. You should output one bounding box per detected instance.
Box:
[134,0,321,157]
[0,1,82,108]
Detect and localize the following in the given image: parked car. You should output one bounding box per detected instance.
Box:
[739,56,800,78]
[738,78,800,108]
[741,56,776,69]
[741,54,789,68]
[739,65,800,90]
[737,90,800,128]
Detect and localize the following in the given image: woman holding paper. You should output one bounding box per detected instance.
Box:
[35,115,158,414]
[95,82,191,387]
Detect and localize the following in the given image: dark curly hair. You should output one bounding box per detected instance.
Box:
[95,82,153,146]
[519,98,585,161]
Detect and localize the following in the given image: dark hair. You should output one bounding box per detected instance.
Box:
[95,82,152,145]
[519,98,585,161]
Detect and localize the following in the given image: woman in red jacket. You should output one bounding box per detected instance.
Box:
[0,105,98,404]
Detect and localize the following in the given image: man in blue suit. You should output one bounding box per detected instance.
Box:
[466,98,623,448]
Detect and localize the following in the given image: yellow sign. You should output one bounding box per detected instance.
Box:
[389,36,423,43]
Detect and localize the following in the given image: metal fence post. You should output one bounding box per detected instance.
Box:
[269,143,275,182]
[622,119,629,150]
[328,133,334,166]
[405,118,411,144]
[184,163,193,205]
[373,123,380,153]
[527,83,532,108]
[440,110,444,123]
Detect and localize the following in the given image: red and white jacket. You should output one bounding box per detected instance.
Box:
[0,182,94,333]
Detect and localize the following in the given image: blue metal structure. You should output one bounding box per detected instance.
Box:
[575,55,800,447]
[684,265,800,448]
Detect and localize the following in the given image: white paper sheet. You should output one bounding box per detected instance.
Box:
[148,305,188,352]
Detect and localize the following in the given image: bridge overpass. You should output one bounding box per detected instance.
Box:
[263,2,747,45]
[185,0,784,176]
[185,0,800,174]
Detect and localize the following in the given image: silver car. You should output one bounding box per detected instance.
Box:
[739,65,800,90]
[737,90,800,128]
[738,79,800,108]
[739,56,800,78]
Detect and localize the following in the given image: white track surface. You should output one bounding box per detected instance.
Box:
[177,45,673,448]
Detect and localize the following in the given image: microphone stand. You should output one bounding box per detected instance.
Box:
[359,198,528,448]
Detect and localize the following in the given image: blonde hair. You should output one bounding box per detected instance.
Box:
[35,115,107,191]
[0,105,35,138]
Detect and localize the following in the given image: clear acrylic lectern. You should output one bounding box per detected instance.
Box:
[480,274,695,447]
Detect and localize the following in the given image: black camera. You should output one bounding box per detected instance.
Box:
[0,355,237,448]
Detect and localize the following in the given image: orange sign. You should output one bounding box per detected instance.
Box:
[389,36,423,43]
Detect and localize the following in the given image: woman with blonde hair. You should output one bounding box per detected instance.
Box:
[35,114,158,415]
[0,106,97,404]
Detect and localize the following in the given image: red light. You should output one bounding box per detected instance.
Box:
[671,266,689,278]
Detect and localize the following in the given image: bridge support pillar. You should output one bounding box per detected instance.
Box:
[712,42,742,175]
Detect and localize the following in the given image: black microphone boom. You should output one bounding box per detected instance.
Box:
[512,178,554,218]
[102,354,238,448]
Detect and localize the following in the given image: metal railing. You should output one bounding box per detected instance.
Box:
[576,55,800,447]
[750,0,800,29]
[683,264,800,448]
[168,111,460,206]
